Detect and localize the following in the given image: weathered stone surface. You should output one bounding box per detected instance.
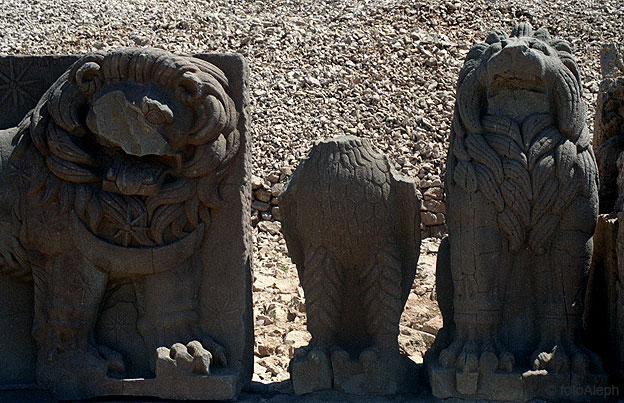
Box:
[290,348,332,395]
[585,44,624,391]
[594,43,624,214]
[280,136,421,395]
[585,214,623,386]
[0,56,79,129]
[426,23,607,401]
[0,49,252,400]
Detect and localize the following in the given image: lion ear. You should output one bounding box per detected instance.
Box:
[74,61,103,96]
[176,72,202,104]
[485,29,507,44]
[550,39,572,54]
[46,79,87,134]
[533,28,551,41]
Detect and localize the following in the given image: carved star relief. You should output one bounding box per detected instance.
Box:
[204,291,240,335]
[32,212,65,240]
[110,204,150,247]
[8,160,34,184]
[71,272,100,305]
[0,59,39,106]
[100,309,133,344]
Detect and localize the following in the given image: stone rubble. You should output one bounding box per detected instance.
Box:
[1,0,622,389]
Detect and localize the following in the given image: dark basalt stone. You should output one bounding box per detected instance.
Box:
[0,48,253,401]
[585,43,624,396]
[426,23,608,401]
[280,135,421,395]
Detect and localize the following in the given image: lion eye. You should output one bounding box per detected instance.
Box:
[141,97,174,126]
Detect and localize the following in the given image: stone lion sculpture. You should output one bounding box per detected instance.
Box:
[428,23,603,399]
[0,48,241,398]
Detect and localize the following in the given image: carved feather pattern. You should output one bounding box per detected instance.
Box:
[301,244,344,338]
[280,136,420,352]
[360,243,403,335]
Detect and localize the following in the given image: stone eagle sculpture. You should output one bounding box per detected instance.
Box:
[280,136,421,395]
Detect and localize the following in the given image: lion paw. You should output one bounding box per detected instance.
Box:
[37,345,125,399]
[201,335,227,367]
[156,340,213,377]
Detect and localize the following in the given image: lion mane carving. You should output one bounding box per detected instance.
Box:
[0,48,241,397]
[434,23,601,395]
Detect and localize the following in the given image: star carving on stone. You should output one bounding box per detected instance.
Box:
[71,272,100,304]
[109,204,150,247]
[100,309,133,344]
[0,58,40,107]
[32,212,65,240]
[204,291,240,335]
[8,160,34,184]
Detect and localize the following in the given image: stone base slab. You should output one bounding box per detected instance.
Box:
[290,347,419,396]
[121,368,239,400]
[4,368,241,401]
[427,359,611,401]
[289,349,332,395]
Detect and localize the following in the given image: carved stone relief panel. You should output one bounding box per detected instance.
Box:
[0,48,252,401]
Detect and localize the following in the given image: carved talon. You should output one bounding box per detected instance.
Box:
[359,347,379,371]
[440,338,513,373]
[495,340,515,372]
[309,349,325,364]
[457,347,479,373]
[330,348,348,365]
[479,341,499,372]
[531,344,569,373]
[439,339,464,367]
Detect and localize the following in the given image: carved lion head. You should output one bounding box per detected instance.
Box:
[447,23,597,253]
[14,48,241,247]
[454,23,586,142]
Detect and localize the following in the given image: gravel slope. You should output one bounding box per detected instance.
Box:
[2,0,622,180]
[1,0,622,393]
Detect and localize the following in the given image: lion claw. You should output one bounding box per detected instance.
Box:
[156,340,213,377]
